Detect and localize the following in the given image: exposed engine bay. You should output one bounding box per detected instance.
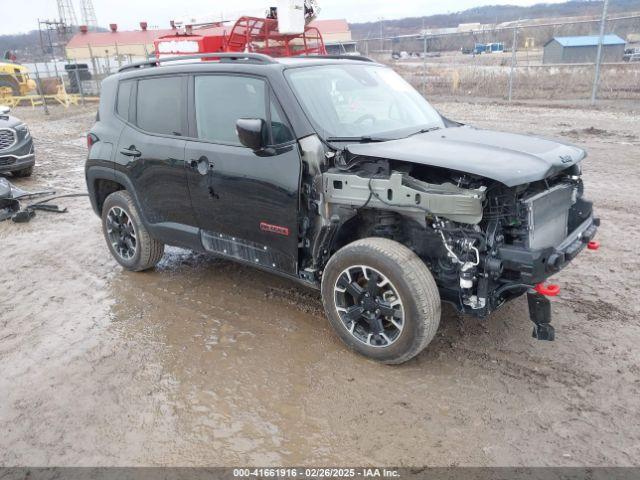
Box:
[297,134,599,337]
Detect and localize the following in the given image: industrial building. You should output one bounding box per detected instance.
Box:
[309,19,355,55]
[66,23,173,61]
[543,34,626,64]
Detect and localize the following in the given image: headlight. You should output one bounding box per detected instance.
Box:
[15,124,30,140]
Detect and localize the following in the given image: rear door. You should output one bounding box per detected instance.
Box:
[184,73,301,275]
[115,75,198,232]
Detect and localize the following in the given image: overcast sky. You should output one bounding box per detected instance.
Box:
[6,0,567,34]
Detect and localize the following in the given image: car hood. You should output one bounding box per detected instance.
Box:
[0,115,23,129]
[346,125,586,187]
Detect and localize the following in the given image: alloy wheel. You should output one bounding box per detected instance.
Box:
[333,265,405,348]
[106,206,137,260]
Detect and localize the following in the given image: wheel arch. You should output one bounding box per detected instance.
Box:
[330,209,412,257]
[86,166,144,220]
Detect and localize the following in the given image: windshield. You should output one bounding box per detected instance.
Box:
[285,64,445,140]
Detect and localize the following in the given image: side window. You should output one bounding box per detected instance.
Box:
[195,75,266,145]
[136,76,184,136]
[270,98,294,144]
[116,80,133,120]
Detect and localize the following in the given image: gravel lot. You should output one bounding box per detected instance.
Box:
[0,101,638,467]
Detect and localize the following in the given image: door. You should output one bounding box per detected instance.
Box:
[115,75,197,231]
[185,74,301,274]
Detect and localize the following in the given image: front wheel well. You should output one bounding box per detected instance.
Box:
[94,179,125,214]
[332,210,405,255]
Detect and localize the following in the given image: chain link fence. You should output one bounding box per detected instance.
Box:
[7,13,640,118]
[5,46,153,115]
[356,13,640,104]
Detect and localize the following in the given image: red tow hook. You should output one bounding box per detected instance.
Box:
[588,241,600,251]
[535,283,561,297]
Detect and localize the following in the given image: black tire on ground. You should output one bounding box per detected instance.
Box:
[101,190,164,272]
[0,78,20,96]
[321,237,441,364]
[12,166,33,177]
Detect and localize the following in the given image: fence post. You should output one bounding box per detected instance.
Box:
[422,27,427,96]
[87,44,100,95]
[591,0,610,106]
[508,24,519,102]
[74,59,85,106]
[33,64,49,116]
[115,42,122,69]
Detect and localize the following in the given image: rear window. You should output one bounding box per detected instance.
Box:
[136,76,184,136]
[116,80,133,119]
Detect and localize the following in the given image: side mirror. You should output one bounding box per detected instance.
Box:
[0,105,10,115]
[236,118,266,151]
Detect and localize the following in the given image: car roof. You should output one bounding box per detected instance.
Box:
[115,54,381,80]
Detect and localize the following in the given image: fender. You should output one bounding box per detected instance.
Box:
[86,165,203,251]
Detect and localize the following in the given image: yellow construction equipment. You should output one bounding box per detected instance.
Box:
[0,62,37,98]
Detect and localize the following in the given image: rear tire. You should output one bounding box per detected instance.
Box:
[321,238,441,364]
[12,166,33,177]
[101,190,164,271]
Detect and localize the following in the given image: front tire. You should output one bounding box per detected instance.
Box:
[321,238,441,364]
[101,190,164,271]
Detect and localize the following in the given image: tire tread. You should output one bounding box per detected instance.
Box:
[102,190,164,271]
[322,237,441,364]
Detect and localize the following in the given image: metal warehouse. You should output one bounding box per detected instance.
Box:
[543,34,626,64]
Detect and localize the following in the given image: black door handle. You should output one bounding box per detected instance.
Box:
[120,146,141,157]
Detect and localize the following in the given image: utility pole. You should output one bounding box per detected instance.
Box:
[508,23,518,102]
[379,17,384,52]
[591,0,609,106]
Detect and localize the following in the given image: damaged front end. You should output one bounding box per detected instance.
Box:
[298,136,598,339]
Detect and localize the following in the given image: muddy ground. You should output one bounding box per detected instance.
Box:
[1,101,639,467]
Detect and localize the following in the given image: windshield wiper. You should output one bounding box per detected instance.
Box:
[406,126,441,138]
[325,136,388,143]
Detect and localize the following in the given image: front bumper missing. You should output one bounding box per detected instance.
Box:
[498,214,599,285]
[498,214,599,341]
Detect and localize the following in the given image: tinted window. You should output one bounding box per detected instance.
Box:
[270,99,294,144]
[195,75,266,145]
[136,76,184,136]
[116,80,133,119]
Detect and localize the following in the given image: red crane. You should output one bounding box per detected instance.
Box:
[154,3,326,59]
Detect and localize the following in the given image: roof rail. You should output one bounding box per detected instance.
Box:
[118,52,276,73]
[294,54,376,63]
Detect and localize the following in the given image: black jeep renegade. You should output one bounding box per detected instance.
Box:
[86,54,598,364]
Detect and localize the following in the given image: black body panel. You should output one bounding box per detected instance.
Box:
[115,126,196,227]
[184,140,301,275]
